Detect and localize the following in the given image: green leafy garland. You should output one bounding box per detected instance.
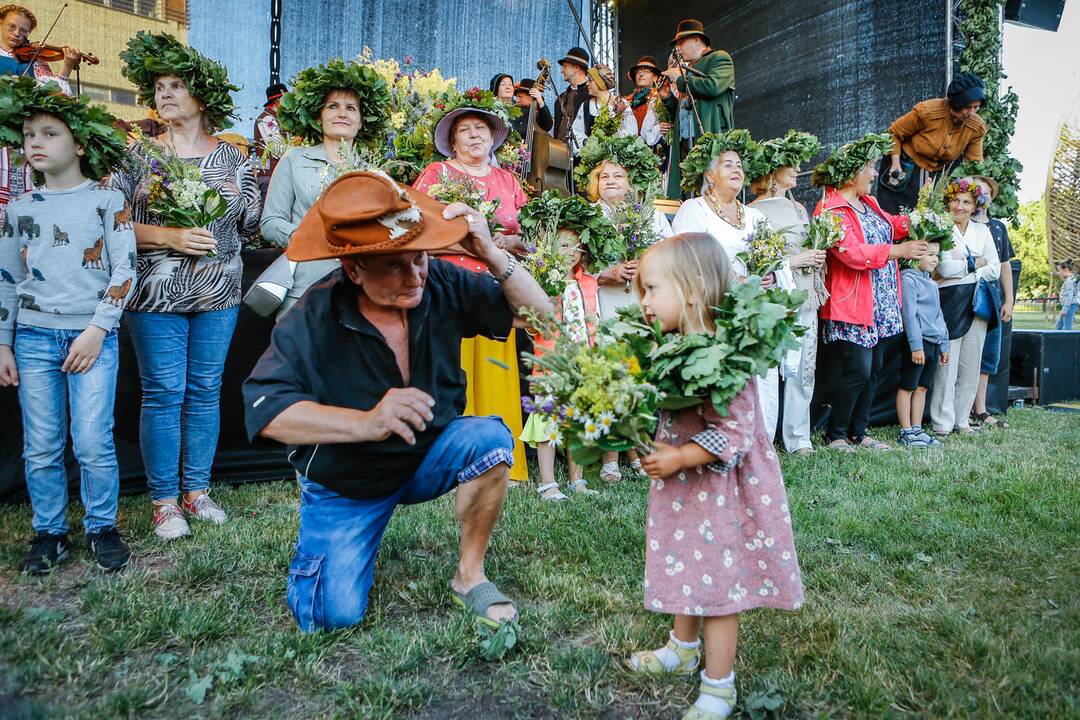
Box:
[810,132,892,188]
[518,190,620,273]
[120,31,239,132]
[573,133,662,194]
[603,281,807,414]
[954,0,1022,222]
[679,129,759,196]
[0,76,127,181]
[744,130,821,182]
[430,86,520,135]
[276,59,392,149]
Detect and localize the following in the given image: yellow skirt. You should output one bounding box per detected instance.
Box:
[460,330,528,481]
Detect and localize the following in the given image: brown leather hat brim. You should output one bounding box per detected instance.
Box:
[286,184,470,262]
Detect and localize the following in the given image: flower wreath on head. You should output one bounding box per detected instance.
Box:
[120,31,240,132]
[429,86,520,137]
[810,131,892,189]
[276,59,393,149]
[944,177,989,209]
[678,128,760,196]
[573,133,662,196]
[519,189,620,273]
[744,129,821,183]
[0,75,127,181]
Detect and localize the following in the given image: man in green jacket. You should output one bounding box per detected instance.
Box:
[660,18,735,198]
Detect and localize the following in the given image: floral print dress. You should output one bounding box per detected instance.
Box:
[643,379,804,616]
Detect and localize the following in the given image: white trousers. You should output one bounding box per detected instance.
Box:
[757,367,779,443]
[782,310,819,451]
[930,317,988,432]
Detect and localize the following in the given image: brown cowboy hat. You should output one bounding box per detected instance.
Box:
[627,55,661,81]
[286,171,468,261]
[671,18,711,46]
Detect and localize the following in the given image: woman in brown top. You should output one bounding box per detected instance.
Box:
[876,73,987,214]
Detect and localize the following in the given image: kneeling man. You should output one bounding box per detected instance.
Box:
[243,171,550,631]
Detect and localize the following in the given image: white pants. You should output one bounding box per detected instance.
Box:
[782,311,819,451]
[930,317,988,432]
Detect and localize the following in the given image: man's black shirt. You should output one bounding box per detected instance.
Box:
[243,260,515,499]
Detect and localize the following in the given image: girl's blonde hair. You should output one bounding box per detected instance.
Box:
[634,232,732,333]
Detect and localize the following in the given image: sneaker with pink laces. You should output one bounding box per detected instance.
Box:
[183,494,228,525]
[153,503,192,541]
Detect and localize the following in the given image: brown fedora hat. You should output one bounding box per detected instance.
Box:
[671,18,710,46]
[287,171,468,261]
[627,55,661,81]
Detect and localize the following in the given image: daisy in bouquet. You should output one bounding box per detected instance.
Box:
[423,168,504,235]
[130,128,227,255]
[522,310,661,466]
[800,210,843,278]
[906,175,954,247]
[735,219,790,278]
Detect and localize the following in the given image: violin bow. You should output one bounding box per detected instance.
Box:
[19,2,69,79]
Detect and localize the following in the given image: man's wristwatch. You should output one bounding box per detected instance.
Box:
[492,250,517,284]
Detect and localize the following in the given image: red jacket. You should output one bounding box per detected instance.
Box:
[815,189,910,326]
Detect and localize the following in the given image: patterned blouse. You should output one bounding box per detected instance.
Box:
[111,140,260,313]
[823,205,903,348]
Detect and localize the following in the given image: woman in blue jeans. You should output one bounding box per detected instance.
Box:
[114,34,260,540]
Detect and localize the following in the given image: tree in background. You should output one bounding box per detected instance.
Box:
[957,0,1023,223]
[1011,198,1051,298]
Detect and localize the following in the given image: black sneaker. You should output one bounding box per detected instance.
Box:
[21,532,70,575]
[87,526,130,573]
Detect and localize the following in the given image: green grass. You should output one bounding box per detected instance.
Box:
[1011,309,1058,331]
[1,409,1078,719]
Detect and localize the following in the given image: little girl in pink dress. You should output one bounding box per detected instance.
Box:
[629,232,804,720]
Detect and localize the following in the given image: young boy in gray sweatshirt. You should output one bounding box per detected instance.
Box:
[897,241,951,448]
[0,76,134,574]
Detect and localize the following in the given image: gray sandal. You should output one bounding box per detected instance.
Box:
[450,581,518,628]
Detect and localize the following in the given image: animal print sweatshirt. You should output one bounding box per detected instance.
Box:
[0,180,136,346]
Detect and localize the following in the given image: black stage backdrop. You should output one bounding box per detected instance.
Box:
[618,0,948,205]
[0,250,292,503]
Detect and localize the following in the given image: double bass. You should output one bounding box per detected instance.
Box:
[524,59,572,196]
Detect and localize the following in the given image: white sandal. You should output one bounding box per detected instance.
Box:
[536,482,568,501]
[629,458,649,478]
[600,461,621,483]
[570,479,600,496]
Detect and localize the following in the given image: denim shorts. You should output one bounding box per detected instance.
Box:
[285,415,513,632]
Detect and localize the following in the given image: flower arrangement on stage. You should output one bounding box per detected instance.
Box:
[810,131,892,189]
[521,310,661,465]
[605,280,807,414]
[423,168,504,235]
[519,190,620,273]
[736,220,790,277]
[130,128,226,253]
[354,47,457,183]
[801,211,843,274]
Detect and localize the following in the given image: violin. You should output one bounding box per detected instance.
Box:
[13,42,99,66]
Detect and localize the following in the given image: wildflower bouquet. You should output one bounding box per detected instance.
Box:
[590,101,622,139]
[522,310,661,465]
[131,129,227,253]
[496,129,531,178]
[605,281,807,414]
[521,215,574,298]
[800,211,843,274]
[423,168,504,235]
[610,191,661,261]
[735,220,790,277]
[319,141,376,188]
[519,190,621,274]
[906,175,954,249]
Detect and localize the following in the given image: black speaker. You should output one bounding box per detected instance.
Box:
[1010,330,1080,406]
[1004,0,1065,31]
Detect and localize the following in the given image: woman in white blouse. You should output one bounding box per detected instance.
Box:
[930,179,1000,435]
[671,139,793,439]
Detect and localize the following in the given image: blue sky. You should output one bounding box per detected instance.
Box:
[1003,1,1079,202]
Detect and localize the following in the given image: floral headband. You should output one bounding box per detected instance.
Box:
[944,178,989,208]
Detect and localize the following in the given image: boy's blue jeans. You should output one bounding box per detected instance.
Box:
[15,325,120,535]
[287,416,514,632]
